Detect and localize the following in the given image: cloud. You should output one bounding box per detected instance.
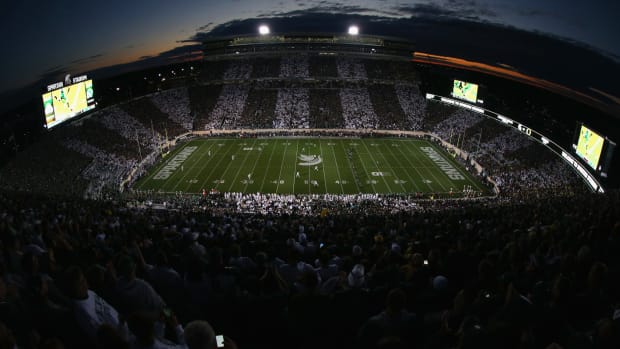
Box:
[393,1,497,20]
[196,22,215,31]
[69,53,105,65]
[257,2,403,18]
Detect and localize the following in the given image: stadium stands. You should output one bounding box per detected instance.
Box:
[0,187,617,348]
[0,53,615,349]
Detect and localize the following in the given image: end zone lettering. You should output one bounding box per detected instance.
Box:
[420,146,465,180]
[153,146,198,180]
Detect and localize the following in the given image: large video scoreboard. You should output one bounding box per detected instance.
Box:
[572,124,615,177]
[42,75,95,129]
[452,79,479,103]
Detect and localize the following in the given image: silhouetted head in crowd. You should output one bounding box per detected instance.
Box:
[299,270,319,293]
[65,266,88,300]
[386,288,406,316]
[116,255,136,280]
[21,252,39,275]
[155,251,170,267]
[85,264,106,293]
[348,264,365,289]
[587,261,608,291]
[184,320,216,349]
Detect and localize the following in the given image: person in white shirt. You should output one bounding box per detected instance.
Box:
[65,266,128,340]
[115,255,166,316]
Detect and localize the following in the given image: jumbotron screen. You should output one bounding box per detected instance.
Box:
[42,79,95,129]
[575,125,605,170]
[452,79,478,103]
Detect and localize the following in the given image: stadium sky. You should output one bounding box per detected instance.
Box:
[0,0,618,108]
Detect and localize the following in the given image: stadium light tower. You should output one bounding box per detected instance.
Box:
[348,25,359,35]
[259,25,270,35]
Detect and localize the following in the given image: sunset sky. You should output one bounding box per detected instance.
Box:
[0,0,618,98]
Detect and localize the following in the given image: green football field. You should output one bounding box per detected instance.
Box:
[134,138,490,196]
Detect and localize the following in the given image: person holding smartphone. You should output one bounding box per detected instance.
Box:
[184,320,238,349]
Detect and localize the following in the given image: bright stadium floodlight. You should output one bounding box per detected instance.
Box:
[259,25,270,35]
[348,25,359,35]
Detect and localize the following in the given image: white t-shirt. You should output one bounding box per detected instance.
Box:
[73,290,127,338]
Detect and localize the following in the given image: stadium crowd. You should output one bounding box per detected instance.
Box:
[0,186,618,349]
[61,139,136,200]
[150,88,193,131]
[279,56,310,78]
[337,57,368,80]
[273,89,311,129]
[340,88,379,129]
[395,84,426,130]
[207,85,250,130]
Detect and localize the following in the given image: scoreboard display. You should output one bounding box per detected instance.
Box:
[575,125,604,170]
[42,75,95,129]
[451,79,479,103]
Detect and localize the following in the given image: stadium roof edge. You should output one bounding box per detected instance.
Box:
[200,32,415,46]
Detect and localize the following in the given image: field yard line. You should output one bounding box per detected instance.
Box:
[242,140,270,192]
[339,141,362,193]
[275,141,290,193]
[428,142,486,192]
[373,140,407,193]
[329,141,345,194]
[258,140,278,193]
[226,138,259,193]
[391,140,434,191]
[172,141,219,191]
[196,140,239,192]
[306,142,311,193]
[402,141,449,191]
[382,140,421,192]
[360,139,394,193]
[293,140,300,194]
[320,140,339,194]
[350,141,378,193]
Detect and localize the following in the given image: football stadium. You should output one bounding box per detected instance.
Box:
[0,4,619,349]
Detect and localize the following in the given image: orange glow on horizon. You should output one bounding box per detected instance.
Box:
[412,52,620,114]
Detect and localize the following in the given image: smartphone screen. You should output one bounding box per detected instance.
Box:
[216,335,224,348]
[423,260,428,265]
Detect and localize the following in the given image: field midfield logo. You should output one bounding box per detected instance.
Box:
[298,154,322,166]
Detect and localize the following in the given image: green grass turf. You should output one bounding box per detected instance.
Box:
[134,138,490,196]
